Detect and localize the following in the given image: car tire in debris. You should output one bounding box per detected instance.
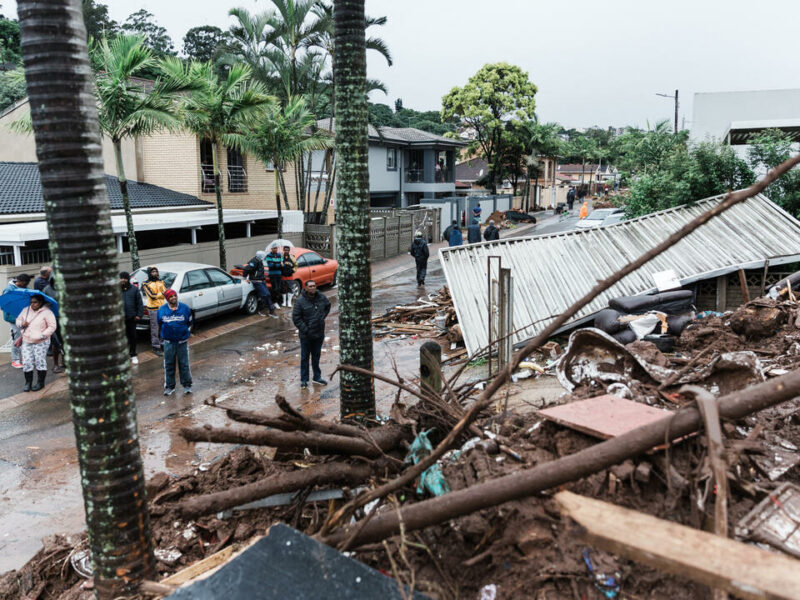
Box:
[243,292,258,315]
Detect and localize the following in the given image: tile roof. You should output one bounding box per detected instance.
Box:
[0,162,210,215]
[455,158,488,181]
[315,118,466,147]
[557,164,600,173]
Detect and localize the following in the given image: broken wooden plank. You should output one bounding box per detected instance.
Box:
[538,395,669,439]
[161,546,236,587]
[555,491,800,600]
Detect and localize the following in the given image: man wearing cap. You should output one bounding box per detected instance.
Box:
[157,289,193,396]
[142,266,166,356]
[120,271,143,365]
[409,230,429,286]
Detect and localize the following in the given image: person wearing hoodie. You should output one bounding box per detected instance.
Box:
[483,219,500,241]
[33,266,51,292]
[292,280,331,389]
[16,293,57,392]
[3,272,31,369]
[442,220,457,243]
[243,250,275,316]
[120,271,143,365]
[467,218,482,244]
[448,224,463,247]
[409,231,430,286]
[142,266,166,355]
[157,288,193,396]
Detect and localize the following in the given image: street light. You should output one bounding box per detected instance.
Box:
[655,89,679,134]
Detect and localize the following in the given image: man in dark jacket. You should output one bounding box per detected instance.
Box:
[265,245,284,306]
[409,231,430,286]
[292,280,331,389]
[567,187,576,210]
[467,218,482,244]
[33,266,52,292]
[448,225,463,247]
[243,250,275,316]
[157,289,193,396]
[442,220,457,243]
[483,219,500,241]
[120,271,143,365]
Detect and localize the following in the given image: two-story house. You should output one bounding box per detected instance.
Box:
[314,119,467,208]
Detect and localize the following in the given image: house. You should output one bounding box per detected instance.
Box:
[0,97,299,212]
[314,118,467,208]
[557,164,618,188]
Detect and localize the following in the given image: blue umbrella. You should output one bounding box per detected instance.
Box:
[0,288,59,319]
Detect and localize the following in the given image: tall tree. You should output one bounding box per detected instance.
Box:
[442,63,537,193]
[94,35,196,270]
[122,9,175,57]
[333,0,374,419]
[183,62,271,270]
[182,25,229,63]
[0,9,20,64]
[16,1,154,596]
[82,0,117,41]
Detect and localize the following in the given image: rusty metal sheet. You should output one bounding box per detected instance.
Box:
[538,394,670,439]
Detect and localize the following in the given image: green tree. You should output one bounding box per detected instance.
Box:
[182,25,229,63]
[122,9,175,57]
[17,0,154,596]
[565,135,598,190]
[94,35,197,270]
[748,129,800,216]
[0,10,20,64]
[82,0,117,41]
[334,0,374,419]
[0,67,25,110]
[243,95,332,231]
[442,62,537,193]
[183,61,272,270]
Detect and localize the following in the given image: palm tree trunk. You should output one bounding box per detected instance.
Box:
[278,169,291,211]
[212,141,227,270]
[17,1,155,596]
[313,149,331,222]
[305,152,314,219]
[274,167,283,236]
[320,160,336,224]
[114,139,140,270]
[334,0,375,420]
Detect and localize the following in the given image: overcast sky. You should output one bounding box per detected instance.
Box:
[4,0,800,129]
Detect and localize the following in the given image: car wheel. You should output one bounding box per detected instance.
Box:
[289,280,302,295]
[243,292,258,315]
[188,311,196,333]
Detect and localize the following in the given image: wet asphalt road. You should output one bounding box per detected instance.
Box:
[0,214,562,570]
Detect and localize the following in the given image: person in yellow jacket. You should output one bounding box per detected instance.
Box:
[142,266,166,355]
[579,201,589,220]
[281,245,299,307]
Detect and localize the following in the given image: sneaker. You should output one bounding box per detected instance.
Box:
[11,361,22,369]
[131,356,139,365]
[163,388,175,396]
[258,310,267,316]
[312,377,328,386]
[183,387,192,395]
[153,348,163,357]
[300,382,308,389]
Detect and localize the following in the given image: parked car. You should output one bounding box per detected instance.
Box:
[576,207,625,229]
[503,210,537,224]
[130,262,257,331]
[230,247,338,294]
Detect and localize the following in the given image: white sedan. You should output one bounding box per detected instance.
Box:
[576,208,625,230]
[131,262,257,330]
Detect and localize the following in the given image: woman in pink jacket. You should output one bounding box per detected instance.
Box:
[15,293,57,392]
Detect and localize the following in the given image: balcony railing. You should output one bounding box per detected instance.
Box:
[200,164,216,194]
[435,167,453,183]
[228,165,248,193]
[405,168,454,184]
[405,169,424,183]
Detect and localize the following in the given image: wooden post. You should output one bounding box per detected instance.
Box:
[716,275,728,312]
[760,259,770,298]
[738,269,750,304]
[419,341,442,396]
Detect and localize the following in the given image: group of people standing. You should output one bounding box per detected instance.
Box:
[243,245,298,316]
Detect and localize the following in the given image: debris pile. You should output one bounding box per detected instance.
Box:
[372,286,459,342]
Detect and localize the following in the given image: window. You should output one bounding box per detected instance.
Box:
[227,147,248,193]
[205,268,234,286]
[181,269,213,292]
[303,251,325,266]
[386,148,397,170]
[200,139,216,193]
[296,254,309,267]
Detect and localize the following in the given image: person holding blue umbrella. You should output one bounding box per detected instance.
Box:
[3,273,32,369]
[15,292,57,392]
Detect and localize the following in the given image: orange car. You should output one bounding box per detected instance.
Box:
[230,247,338,294]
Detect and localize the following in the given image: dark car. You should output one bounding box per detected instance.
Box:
[504,210,537,224]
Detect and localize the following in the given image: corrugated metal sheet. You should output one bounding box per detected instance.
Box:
[440,194,800,356]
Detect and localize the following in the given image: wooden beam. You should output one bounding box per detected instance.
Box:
[555,491,800,600]
[739,269,751,303]
[716,275,728,312]
[161,546,236,587]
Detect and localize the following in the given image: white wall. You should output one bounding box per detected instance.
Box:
[368,145,400,192]
[691,89,800,142]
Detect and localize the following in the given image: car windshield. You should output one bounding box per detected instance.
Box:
[131,269,177,289]
[586,209,617,220]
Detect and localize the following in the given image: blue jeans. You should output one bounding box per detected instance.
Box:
[300,336,323,383]
[9,324,21,362]
[252,281,274,310]
[163,340,192,390]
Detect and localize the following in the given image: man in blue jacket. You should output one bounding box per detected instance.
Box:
[467,218,482,244]
[157,288,193,396]
[265,245,284,306]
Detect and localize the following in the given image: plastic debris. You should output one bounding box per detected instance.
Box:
[479,583,497,600]
[405,429,450,497]
[696,310,724,319]
[70,549,93,578]
[582,548,621,598]
[154,547,182,566]
[607,382,633,399]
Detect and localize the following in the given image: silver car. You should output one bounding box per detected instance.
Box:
[131,262,257,330]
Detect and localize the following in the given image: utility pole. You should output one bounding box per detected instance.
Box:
[656,89,679,133]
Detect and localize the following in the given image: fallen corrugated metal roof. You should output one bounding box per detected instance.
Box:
[440,193,800,356]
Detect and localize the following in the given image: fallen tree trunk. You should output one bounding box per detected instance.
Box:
[224,407,366,439]
[180,424,407,458]
[323,370,800,548]
[179,461,386,519]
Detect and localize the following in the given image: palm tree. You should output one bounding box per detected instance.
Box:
[17,0,154,596]
[333,0,374,420]
[182,62,272,270]
[94,35,198,270]
[242,95,332,232]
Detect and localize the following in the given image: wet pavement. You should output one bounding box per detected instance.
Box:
[0,216,552,571]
